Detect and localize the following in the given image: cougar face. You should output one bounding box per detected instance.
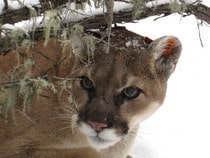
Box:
[69,27,182,149]
[0,27,181,157]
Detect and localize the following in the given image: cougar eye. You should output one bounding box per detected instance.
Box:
[80,77,94,90]
[122,86,141,100]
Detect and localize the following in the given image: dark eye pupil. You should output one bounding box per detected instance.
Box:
[80,77,93,90]
[123,86,141,100]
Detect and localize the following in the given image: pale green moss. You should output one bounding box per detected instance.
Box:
[131,0,147,19]
[71,114,79,133]
[44,10,61,47]
[70,24,84,36]
[1,86,18,122]
[94,0,104,8]
[169,0,187,13]
[84,34,96,64]
[31,77,57,96]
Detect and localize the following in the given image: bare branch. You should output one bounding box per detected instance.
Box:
[104,0,114,53]
[196,19,204,47]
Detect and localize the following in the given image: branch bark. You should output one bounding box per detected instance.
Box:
[1,1,210,26]
[0,1,210,54]
[0,0,70,24]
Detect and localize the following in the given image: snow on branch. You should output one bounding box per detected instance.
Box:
[0,0,210,54]
[1,1,210,25]
[0,0,70,24]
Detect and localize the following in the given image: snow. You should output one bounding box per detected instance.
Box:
[7,0,40,10]
[58,1,132,23]
[0,0,4,14]
[0,0,40,14]
[125,39,141,48]
[2,0,208,16]
[202,0,210,6]
[146,0,197,7]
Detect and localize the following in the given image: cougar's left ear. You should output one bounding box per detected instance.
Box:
[149,36,182,77]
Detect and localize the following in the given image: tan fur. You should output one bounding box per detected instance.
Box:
[0,27,181,158]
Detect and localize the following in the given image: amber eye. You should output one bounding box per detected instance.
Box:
[80,77,94,90]
[122,86,141,100]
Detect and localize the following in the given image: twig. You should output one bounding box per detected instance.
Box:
[104,0,114,54]
[16,108,38,126]
[196,19,204,47]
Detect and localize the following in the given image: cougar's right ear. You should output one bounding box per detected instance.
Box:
[148,36,182,78]
[70,35,87,61]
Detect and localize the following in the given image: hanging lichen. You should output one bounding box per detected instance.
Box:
[61,28,69,41]
[21,39,33,54]
[60,39,72,58]
[19,79,34,112]
[131,0,147,19]
[44,10,61,47]
[70,24,96,64]
[57,78,70,98]
[84,34,96,64]
[18,59,35,112]
[70,24,84,36]
[169,0,187,13]
[7,29,28,49]
[31,77,57,97]
[0,2,101,122]
[0,85,18,122]
[94,0,104,8]
[75,0,90,10]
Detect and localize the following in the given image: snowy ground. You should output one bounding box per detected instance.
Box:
[127,14,210,158]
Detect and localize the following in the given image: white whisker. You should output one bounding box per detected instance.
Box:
[57,125,72,132]
[121,136,131,147]
[58,104,77,114]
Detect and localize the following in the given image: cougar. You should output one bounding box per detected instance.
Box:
[0,27,181,158]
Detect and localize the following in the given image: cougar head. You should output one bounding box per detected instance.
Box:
[69,27,182,149]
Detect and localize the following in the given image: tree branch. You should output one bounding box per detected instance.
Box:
[0,0,70,24]
[71,3,210,29]
[1,1,210,26]
[0,1,210,54]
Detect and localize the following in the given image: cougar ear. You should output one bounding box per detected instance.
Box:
[70,35,87,61]
[149,36,182,77]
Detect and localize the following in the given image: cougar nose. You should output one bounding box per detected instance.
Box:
[87,120,108,132]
